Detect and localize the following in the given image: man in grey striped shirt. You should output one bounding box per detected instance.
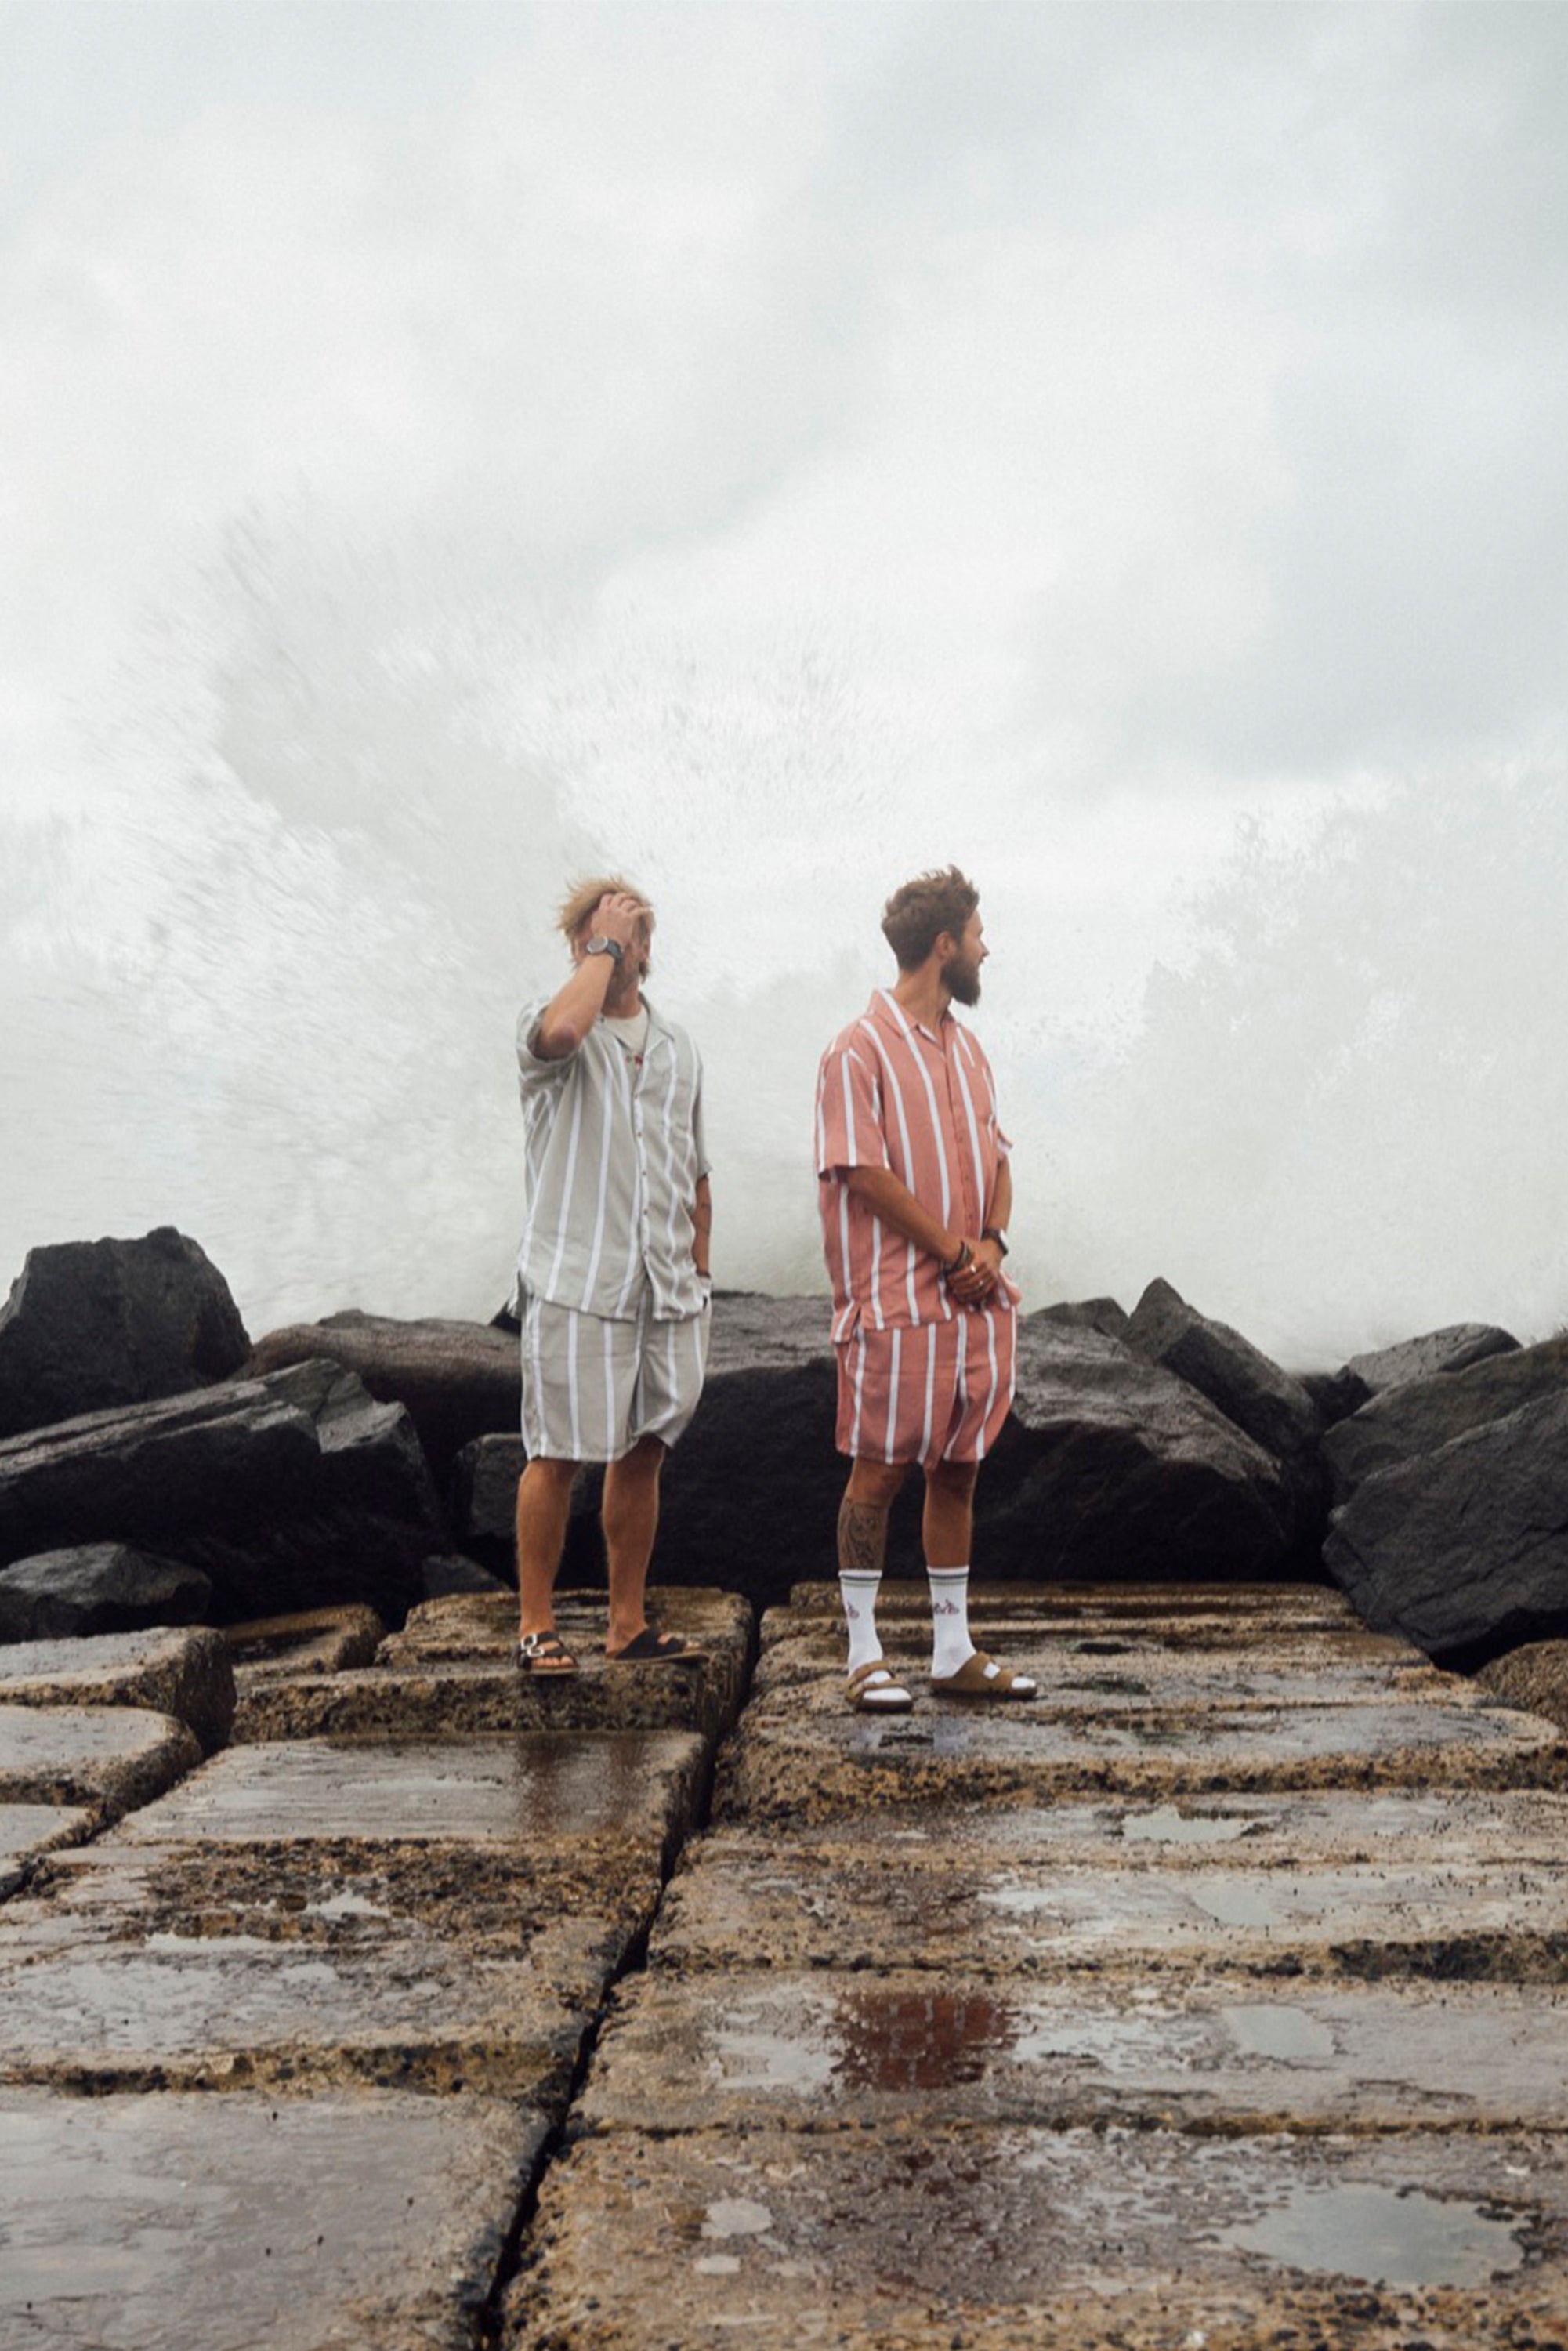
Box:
[513,877,712,1672]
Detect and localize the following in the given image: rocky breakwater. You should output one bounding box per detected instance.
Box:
[505,1580,1568,2351]
[0,1585,752,2346]
[7,1228,1568,1719]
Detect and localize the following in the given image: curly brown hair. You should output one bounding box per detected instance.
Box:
[880,866,979,969]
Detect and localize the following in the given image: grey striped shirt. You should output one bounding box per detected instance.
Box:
[516,996,711,1322]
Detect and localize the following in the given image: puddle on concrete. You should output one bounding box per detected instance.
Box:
[827,1989,1023,2092]
[1186,1878,1287,1930]
[1070,1639,1136,1656]
[702,2197,773,2239]
[1223,2182,1526,2287]
[1220,2005,1336,2063]
[1119,1806,1258,1846]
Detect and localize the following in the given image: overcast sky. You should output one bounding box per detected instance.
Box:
[3,2,1566,1352]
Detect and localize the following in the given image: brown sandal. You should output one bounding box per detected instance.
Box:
[846,1659,914,1714]
[929,1649,1037,1701]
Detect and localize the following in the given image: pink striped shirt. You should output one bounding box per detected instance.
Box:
[815,989,1018,1339]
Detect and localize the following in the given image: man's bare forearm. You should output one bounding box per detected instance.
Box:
[533,955,617,1060]
[989,1157,1012,1235]
[692,1176,712,1281]
[842,1165,961,1264]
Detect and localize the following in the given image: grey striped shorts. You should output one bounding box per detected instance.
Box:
[519,1288,711,1463]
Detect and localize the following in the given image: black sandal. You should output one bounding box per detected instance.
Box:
[516,1630,578,1675]
[605,1627,706,1665]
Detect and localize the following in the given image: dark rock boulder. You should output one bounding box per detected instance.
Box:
[1298,1367,1372,1428]
[1122,1277,1325,1555]
[419,1550,512,1600]
[1341,1322,1519,1401]
[0,1360,445,1627]
[248,1310,520,1477]
[1034,1297,1131,1342]
[446,1295,1306,1616]
[1324,1335,1568,1505]
[984,1316,1302,1585]
[1323,1388,1568,1662]
[0,1543,211,1642]
[0,1229,251,1440]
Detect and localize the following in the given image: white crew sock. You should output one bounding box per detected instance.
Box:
[839,1570,885,1674]
[929,1565,976,1678]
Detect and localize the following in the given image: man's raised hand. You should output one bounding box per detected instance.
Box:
[591,892,650,951]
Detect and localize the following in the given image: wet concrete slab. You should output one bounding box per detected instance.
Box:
[716,1686,1568,1824]
[0,1627,236,1751]
[111,1730,708,1860]
[0,1703,201,1820]
[505,2121,1568,2351]
[0,1800,95,1897]
[225,1602,385,1679]
[581,1968,1568,2134]
[0,1911,596,2096]
[755,1624,1451,1708]
[235,1588,754,1744]
[782,1578,1366,1632]
[0,2085,545,2350]
[651,1817,1568,1982]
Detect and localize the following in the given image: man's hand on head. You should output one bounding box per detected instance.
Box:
[589,893,650,952]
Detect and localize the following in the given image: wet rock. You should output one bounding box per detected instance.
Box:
[0,2087,547,2349]
[0,1228,249,1440]
[248,1308,520,1476]
[0,1541,212,1642]
[421,1549,511,1599]
[987,1317,1302,1583]
[0,1801,95,1898]
[582,1968,1568,2136]
[234,1589,752,1749]
[1123,1277,1326,1551]
[0,1359,445,1627]
[505,2121,1568,2349]
[0,1702,201,1818]
[1034,1296,1132,1341]
[1478,1638,1568,1737]
[1342,1320,1520,1399]
[1324,1332,1568,1505]
[0,1626,234,1753]
[1324,1387,1568,1662]
[224,1604,386,1682]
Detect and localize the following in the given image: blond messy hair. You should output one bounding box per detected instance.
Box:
[555,875,654,943]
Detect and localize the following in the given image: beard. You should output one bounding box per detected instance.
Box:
[942,951,982,1007]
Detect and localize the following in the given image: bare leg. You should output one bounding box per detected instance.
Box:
[839,1459,908,1701]
[516,1456,580,1636]
[602,1433,667,1654]
[922,1458,978,1567]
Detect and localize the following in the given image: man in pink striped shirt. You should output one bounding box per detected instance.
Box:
[816,866,1037,1711]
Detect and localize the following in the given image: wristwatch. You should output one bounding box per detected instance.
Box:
[982,1226,1009,1257]
[584,936,624,962]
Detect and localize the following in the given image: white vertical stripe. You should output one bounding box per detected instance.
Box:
[581,1048,623,1311]
[609,1049,643,1316]
[542,1081,587,1298]
[531,1297,552,1456]
[876,991,951,1223]
[603,1317,617,1458]
[565,1309,582,1458]
[919,1324,937,1459]
[849,1325,867,1456]
[976,1308,1001,1462]
[885,1327,903,1461]
[950,1034,987,1231]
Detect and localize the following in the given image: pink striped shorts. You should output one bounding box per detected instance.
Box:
[835,1308,1017,1465]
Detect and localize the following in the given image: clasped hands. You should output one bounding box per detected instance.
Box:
[943,1233,1003,1303]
